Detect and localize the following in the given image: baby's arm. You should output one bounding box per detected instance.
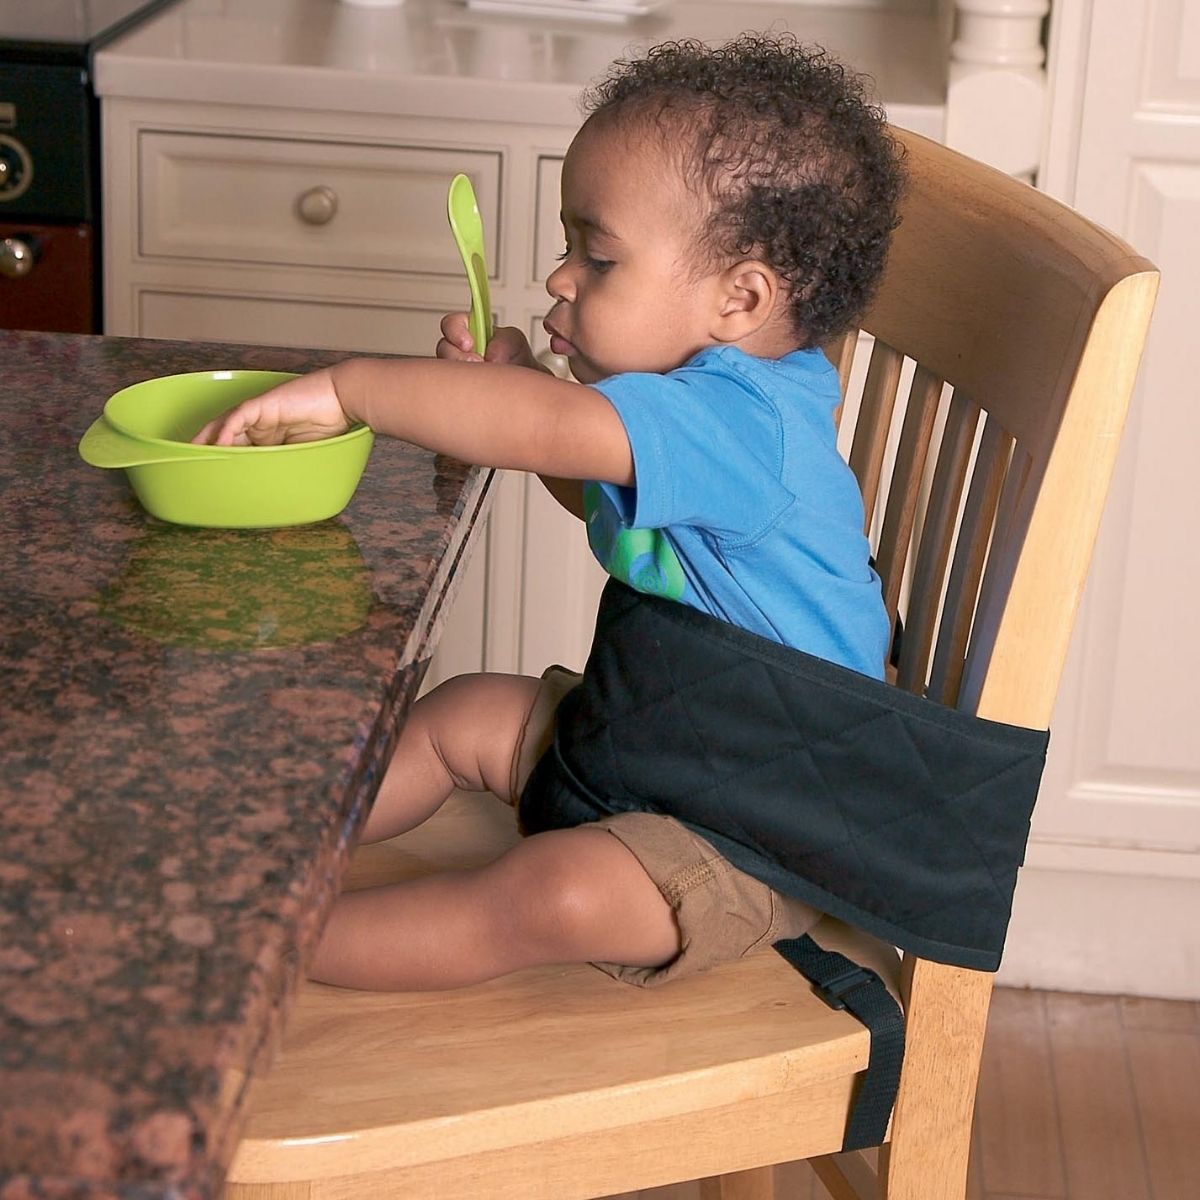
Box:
[195,355,632,490]
[347,358,631,486]
[436,312,585,518]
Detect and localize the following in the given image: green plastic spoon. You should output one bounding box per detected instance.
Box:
[447,173,493,356]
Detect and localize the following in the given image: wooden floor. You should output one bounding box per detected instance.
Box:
[611,988,1200,1200]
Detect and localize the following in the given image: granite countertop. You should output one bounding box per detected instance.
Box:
[94,0,946,135]
[0,331,491,1198]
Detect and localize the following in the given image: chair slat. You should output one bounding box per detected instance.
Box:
[874,364,944,623]
[825,329,859,433]
[827,330,859,403]
[848,340,905,530]
[895,390,981,694]
[985,438,1033,579]
[959,442,1034,702]
[927,417,1013,706]
[811,1150,880,1200]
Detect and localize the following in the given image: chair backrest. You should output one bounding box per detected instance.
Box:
[832,128,1157,725]
[825,129,1157,1195]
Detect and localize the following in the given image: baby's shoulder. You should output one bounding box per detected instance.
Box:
[680,344,836,392]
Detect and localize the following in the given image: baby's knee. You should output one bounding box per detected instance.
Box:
[412,672,492,722]
[407,672,541,798]
[490,837,608,950]
[487,830,678,969]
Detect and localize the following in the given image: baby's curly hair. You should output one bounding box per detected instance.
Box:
[582,34,906,346]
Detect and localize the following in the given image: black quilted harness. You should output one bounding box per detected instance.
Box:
[519,579,1049,1149]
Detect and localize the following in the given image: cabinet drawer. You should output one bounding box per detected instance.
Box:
[533,155,564,282]
[138,131,501,278]
[136,289,447,357]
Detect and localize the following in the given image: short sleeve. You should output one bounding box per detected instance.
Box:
[591,357,795,542]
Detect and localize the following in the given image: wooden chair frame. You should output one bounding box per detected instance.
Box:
[222,130,1158,1200]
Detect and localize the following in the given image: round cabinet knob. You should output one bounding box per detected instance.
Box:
[0,236,38,279]
[0,134,33,201]
[295,185,338,226]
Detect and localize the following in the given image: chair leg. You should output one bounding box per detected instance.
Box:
[879,960,993,1200]
[698,1166,775,1200]
[811,1151,879,1199]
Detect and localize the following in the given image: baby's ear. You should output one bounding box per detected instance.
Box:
[711,260,781,341]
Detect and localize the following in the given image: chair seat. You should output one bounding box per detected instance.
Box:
[225,793,901,1199]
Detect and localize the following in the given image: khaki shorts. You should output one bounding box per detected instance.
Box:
[511,666,822,987]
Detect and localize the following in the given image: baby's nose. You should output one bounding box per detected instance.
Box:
[545,260,574,303]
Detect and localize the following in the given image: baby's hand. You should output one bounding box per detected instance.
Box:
[435,312,543,371]
[191,368,351,446]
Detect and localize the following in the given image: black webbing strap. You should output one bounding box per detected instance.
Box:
[774,933,906,1151]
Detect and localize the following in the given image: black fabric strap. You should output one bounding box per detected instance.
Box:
[774,934,906,1152]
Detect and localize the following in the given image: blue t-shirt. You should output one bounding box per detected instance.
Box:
[588,345,888,679]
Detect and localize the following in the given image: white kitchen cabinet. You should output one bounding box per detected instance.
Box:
[103,99,566,357]
[137,132,501,275]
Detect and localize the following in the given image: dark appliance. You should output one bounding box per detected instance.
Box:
[0,1,179,333]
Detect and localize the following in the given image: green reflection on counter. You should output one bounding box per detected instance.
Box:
[101,521,373,648]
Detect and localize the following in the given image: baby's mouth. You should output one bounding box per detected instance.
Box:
[543,318,577,358]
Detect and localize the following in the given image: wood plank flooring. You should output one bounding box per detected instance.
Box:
[609,987,1200,1200]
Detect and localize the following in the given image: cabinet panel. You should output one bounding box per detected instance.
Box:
[518,475,607,676]
[139,131,501,278]
[0,221,94,334]
[136,289,445,355]
[1103,161,1200,778]
[1038,0,1200,848]
[1142,0,1200,108]
[532,155,564,283]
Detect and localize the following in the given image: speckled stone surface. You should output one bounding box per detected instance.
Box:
[0,332,491,1199]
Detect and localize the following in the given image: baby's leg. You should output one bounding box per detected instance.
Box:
[359,672,541,843]
[310,825,680,990]
[313,669,679,990]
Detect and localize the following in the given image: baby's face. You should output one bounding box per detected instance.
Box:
[543,120,726,384]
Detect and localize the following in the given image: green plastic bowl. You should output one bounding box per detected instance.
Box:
[78,370,374,529]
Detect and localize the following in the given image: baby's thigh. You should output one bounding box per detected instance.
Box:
[414,671,550,801]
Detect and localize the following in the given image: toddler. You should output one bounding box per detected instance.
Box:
[195,34,906,991]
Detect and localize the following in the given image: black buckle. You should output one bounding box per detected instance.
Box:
[812,963,881,1011]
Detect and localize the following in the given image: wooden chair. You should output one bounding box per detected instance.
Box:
[221,129,1158,1200]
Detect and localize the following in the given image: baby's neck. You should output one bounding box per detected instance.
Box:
[721,320,805,362]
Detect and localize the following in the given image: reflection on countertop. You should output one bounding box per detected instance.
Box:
[99,521,374,649]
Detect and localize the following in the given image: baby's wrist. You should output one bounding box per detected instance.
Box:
[326,362,363,427]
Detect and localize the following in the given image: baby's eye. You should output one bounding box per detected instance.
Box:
[586,256,614,274]
[555,246,570,262]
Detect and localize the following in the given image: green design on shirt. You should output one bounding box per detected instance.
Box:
[584,481,686,601]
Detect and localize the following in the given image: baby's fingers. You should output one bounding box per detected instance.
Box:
[440,310,472,345]
[190,416,228,445]
[436,311,482,361]
[483,326,537,368]
[191,406,256,446]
